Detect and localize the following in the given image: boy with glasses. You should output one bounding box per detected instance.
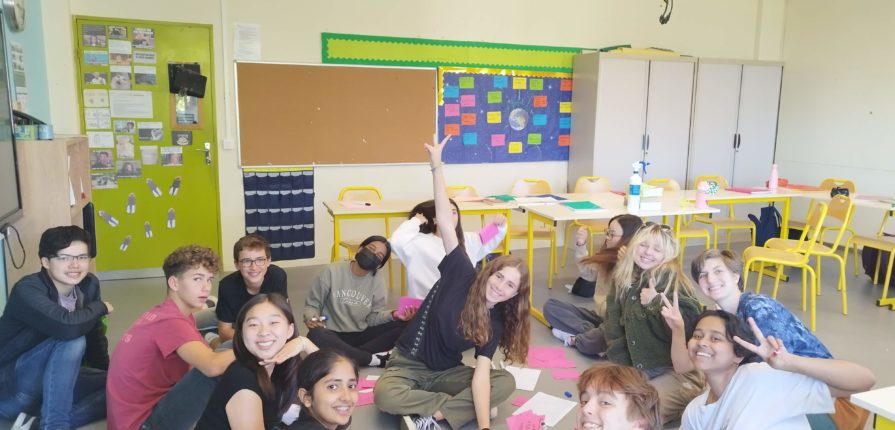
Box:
[0,226,111,429]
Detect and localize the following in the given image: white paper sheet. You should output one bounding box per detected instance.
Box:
[512,392,577,427]
[234,23,261,60]
[505,366,541,391]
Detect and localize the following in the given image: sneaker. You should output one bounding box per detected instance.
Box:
[552,328,575,346]
[401,415,440,430]
[12,413,36,430]
[280,403,301,425]
[490,406,498,419]
[374,351,391,368]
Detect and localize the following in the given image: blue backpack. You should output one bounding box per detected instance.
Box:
[748,205,781,246]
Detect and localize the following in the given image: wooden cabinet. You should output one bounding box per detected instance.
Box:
[4,135,91,287]
[687,60,783,187]
[569,52,695,190]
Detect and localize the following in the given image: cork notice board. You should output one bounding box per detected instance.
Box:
[235,62,436,166]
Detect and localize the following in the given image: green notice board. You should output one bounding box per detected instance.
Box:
[74,17,220,272]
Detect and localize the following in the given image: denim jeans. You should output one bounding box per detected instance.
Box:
[0,337,107,429]
[140,368,219,430]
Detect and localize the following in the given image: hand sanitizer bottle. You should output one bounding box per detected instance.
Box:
[768,164,779,191]
[627,162,642,213]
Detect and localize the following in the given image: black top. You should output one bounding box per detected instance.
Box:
[0,270,109,369]
[216,264,288,323]
[396,247,503,371]
[287,412,350,430]
[196,361,279,430]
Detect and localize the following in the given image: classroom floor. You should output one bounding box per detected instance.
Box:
[2,241,893,430]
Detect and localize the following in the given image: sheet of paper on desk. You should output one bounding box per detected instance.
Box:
[561,201,604,212]
[513,392,576,427]
[726,187,773,194]
[505,366,541,391]
[339,201,374,209]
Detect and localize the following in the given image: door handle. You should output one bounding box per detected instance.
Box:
[204,142,211,165]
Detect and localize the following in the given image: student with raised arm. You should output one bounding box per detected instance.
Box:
[374,135,530,430]
[676,310,874,429]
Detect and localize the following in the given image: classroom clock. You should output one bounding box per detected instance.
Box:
[3,0,25,32]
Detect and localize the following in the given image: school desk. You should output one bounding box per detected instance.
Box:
[852,385,895,430]
[522,190,721,326]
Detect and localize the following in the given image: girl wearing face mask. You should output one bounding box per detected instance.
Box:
[374,135,530,430]
[303,235,410,368]
[599,223,705,425]
[678,311,874,430]
[289,349,358,430]
[392,198,507,299]
[543,214,643,355]
[197,293,317,430]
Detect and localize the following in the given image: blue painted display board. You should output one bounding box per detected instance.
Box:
[438,68,572,164]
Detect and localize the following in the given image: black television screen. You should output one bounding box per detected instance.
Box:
[0,24,23,227]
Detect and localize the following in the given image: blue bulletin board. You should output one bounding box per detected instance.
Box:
[438,67,572,164]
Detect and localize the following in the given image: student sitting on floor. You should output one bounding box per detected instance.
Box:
[197,293,317,430]
[107,245,237,430]
[0,226,111,429]
[374,135,529,430]
[674,310,874,429]
[544,214,642,356]
[197,233,288,348]
[576,362,661,430]
[392,198,507,299]
[289,349,359,430]
[304,235,413,368]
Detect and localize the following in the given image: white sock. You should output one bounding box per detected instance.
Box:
[281,403,301,425]
[552,328,574,345]
[369,355,381,367]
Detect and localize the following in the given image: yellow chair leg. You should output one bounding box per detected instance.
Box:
[755,262,765,294]
[772,264,784,300]
[679,237,688,265]
[816,256,822,296]
[801,266,808,311]
[837,255,848,315]
[806,265,817,331]
[725,230,732,250]
[880,252,895,306]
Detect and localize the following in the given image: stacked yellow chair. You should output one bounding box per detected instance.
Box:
[790,178,856,239]
[560,176,612,268]
[846,209,895,310]
[742,200,829,331]
[690,175,756,249]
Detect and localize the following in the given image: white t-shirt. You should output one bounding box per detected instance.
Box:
[681,362,834,430]
[391,217,507,299]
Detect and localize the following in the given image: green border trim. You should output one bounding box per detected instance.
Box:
[322,32,586,72]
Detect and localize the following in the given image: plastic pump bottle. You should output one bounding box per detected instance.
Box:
[768,164,779,191]
[627,162,642,212]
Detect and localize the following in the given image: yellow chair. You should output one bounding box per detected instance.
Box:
[332,186,387,261]
[447,185,485,228]
[742,200,829,331]
[508,178,559,279]
[691,175,756,249]
[790,178,856,239]
[560,176,612,268]
[845,210,895,310]
[648,178,711,263]
[765,194,854,315]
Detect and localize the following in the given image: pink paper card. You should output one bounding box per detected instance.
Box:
[397,296,423,315]
[479,223,499,243]
[491,134,506,147]
[460,94,476,107]
[511,395,530,406]
[444,103,460,117]
[506,410,545,430]
[528,346,577,369]
[357,391,375,406]
[552,370,581,380]
[357,378,377,390]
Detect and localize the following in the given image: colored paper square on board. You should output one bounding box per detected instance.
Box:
[445,123,460,136]
[508,141,523,154]
[532,114,547,126]
[512,77,527,90]
[559,117,571,129]
[487,91,502,104]
[487,111,502,124]
[560,79,573,91]
[528,133,542,145]
[559,102,572,113]
[529,79,544,90]
[491,134,506,147]
[459,77,475,89]
[443,85,460,98]
[460,94,476,107]
[558,135,571,146]
[493,75,508,88]
[533,95,547,108]
[444,104,460,117]
[461,113,477,125]
[462,132,477,145]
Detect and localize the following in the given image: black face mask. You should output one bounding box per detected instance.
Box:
[355,247,381,272]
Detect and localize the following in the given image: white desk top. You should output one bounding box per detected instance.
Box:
[322,199,517,216]
[523,191,720,222]
[786,189,895,211]
[851,385,895,421]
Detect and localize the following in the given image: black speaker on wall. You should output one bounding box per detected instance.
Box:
[168,63,207,98]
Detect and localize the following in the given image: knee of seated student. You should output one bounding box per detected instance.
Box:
[50,336,88,362]
[372,374,413,413]
[306,327,329,343]
[491,369,515,401]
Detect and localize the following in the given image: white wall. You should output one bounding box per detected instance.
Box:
[42,0,782,270]
[777,0,895,236]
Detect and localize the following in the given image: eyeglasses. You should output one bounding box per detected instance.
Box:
[603,229,622,239]
[641,221,672,231]
[52,254,90,263]
[238,257,270,268]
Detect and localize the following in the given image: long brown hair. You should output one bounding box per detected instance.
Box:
[579,214,643,273]
[458,254,530,364]
[409,198,466,250]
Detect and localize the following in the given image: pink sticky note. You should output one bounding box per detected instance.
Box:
[491,134,506,147]
[357,391,375,406]
[528,346,578,369]
[397,296,423,315]
[478,222,499,243]
[511,395,530,406]
[460,94,476,107]
[357,378,377,390]
[552,370,581,380]
[444,103,460,117]
[506,410,545,430]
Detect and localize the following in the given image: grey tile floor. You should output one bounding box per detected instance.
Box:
[3,241,893,429]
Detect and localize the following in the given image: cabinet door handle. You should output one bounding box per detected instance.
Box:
[732,134,738,149]
[646,134,651,151]
[641,134,647,151]
[737,134,742,150]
